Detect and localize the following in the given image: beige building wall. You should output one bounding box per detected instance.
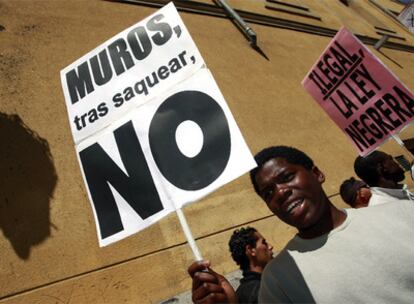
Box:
[1,0,414,303]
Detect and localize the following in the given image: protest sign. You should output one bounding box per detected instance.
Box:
[61,3,256,247]
[398,2,414,33]
[302,27,414,156]
[76,69,255,246]
[60,2,205,144]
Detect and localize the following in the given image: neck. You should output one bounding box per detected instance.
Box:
[353,202,368,209]
[298,197,346,239]
[248,264,264,274]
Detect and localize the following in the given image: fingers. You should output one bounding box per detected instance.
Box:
[206,267,225,282]
[206,269,238,304]
[218,280,238,304]
[192,282,224,300]
[189,260,233,303]
[192,268,219,291]
[188,260,210,278]
[189,261,227,303]
[193,293,229,304]
[192,283,228,304]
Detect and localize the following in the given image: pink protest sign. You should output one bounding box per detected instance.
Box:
[302,27,414,156]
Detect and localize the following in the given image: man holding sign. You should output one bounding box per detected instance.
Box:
[189,145,414,303]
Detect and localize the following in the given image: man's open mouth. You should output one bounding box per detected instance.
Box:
[286,199,304,214]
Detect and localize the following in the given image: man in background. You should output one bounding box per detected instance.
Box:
[229,227,273,303]
[354,151,413,205]
[339,177,372,208]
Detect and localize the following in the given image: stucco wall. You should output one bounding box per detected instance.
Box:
[1,0,414,303]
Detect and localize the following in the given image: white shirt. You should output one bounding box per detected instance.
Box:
[259,201,414,303]
[369,185,414,206]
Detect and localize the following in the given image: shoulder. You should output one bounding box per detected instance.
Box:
[369,186,412,203]
[260,248,315,303]
[259,256,291,303]
[368,191,394,206]
[359,199,413,214]
[236,276,261,304]
[347,199,414,227]
[261,249,290,288]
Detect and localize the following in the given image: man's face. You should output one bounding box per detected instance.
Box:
[252,232,273,267]
[255,157,326,229]
[380,154,405,183]
[354,186,371,208]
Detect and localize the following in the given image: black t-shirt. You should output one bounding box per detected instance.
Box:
[235,271,261,304]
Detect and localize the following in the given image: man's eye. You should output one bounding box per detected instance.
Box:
[263,189,274,202]
[281,172,294,182]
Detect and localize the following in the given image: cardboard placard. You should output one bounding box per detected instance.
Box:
[302,27,414,156]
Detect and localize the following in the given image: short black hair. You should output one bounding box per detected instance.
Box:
[228,227,258,271]
[249,146,314,196]
[354,151,388,186]
[339,177,366,207]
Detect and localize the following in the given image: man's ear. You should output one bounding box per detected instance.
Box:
[312,166,325,184]
[246,245,256,257]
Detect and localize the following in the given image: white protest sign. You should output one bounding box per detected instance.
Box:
[61,3,256,247]
[76,69,256,246]
[61,2,204,144]
[398,2,414,33]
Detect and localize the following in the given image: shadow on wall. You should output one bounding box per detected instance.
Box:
[0,113,57,259]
